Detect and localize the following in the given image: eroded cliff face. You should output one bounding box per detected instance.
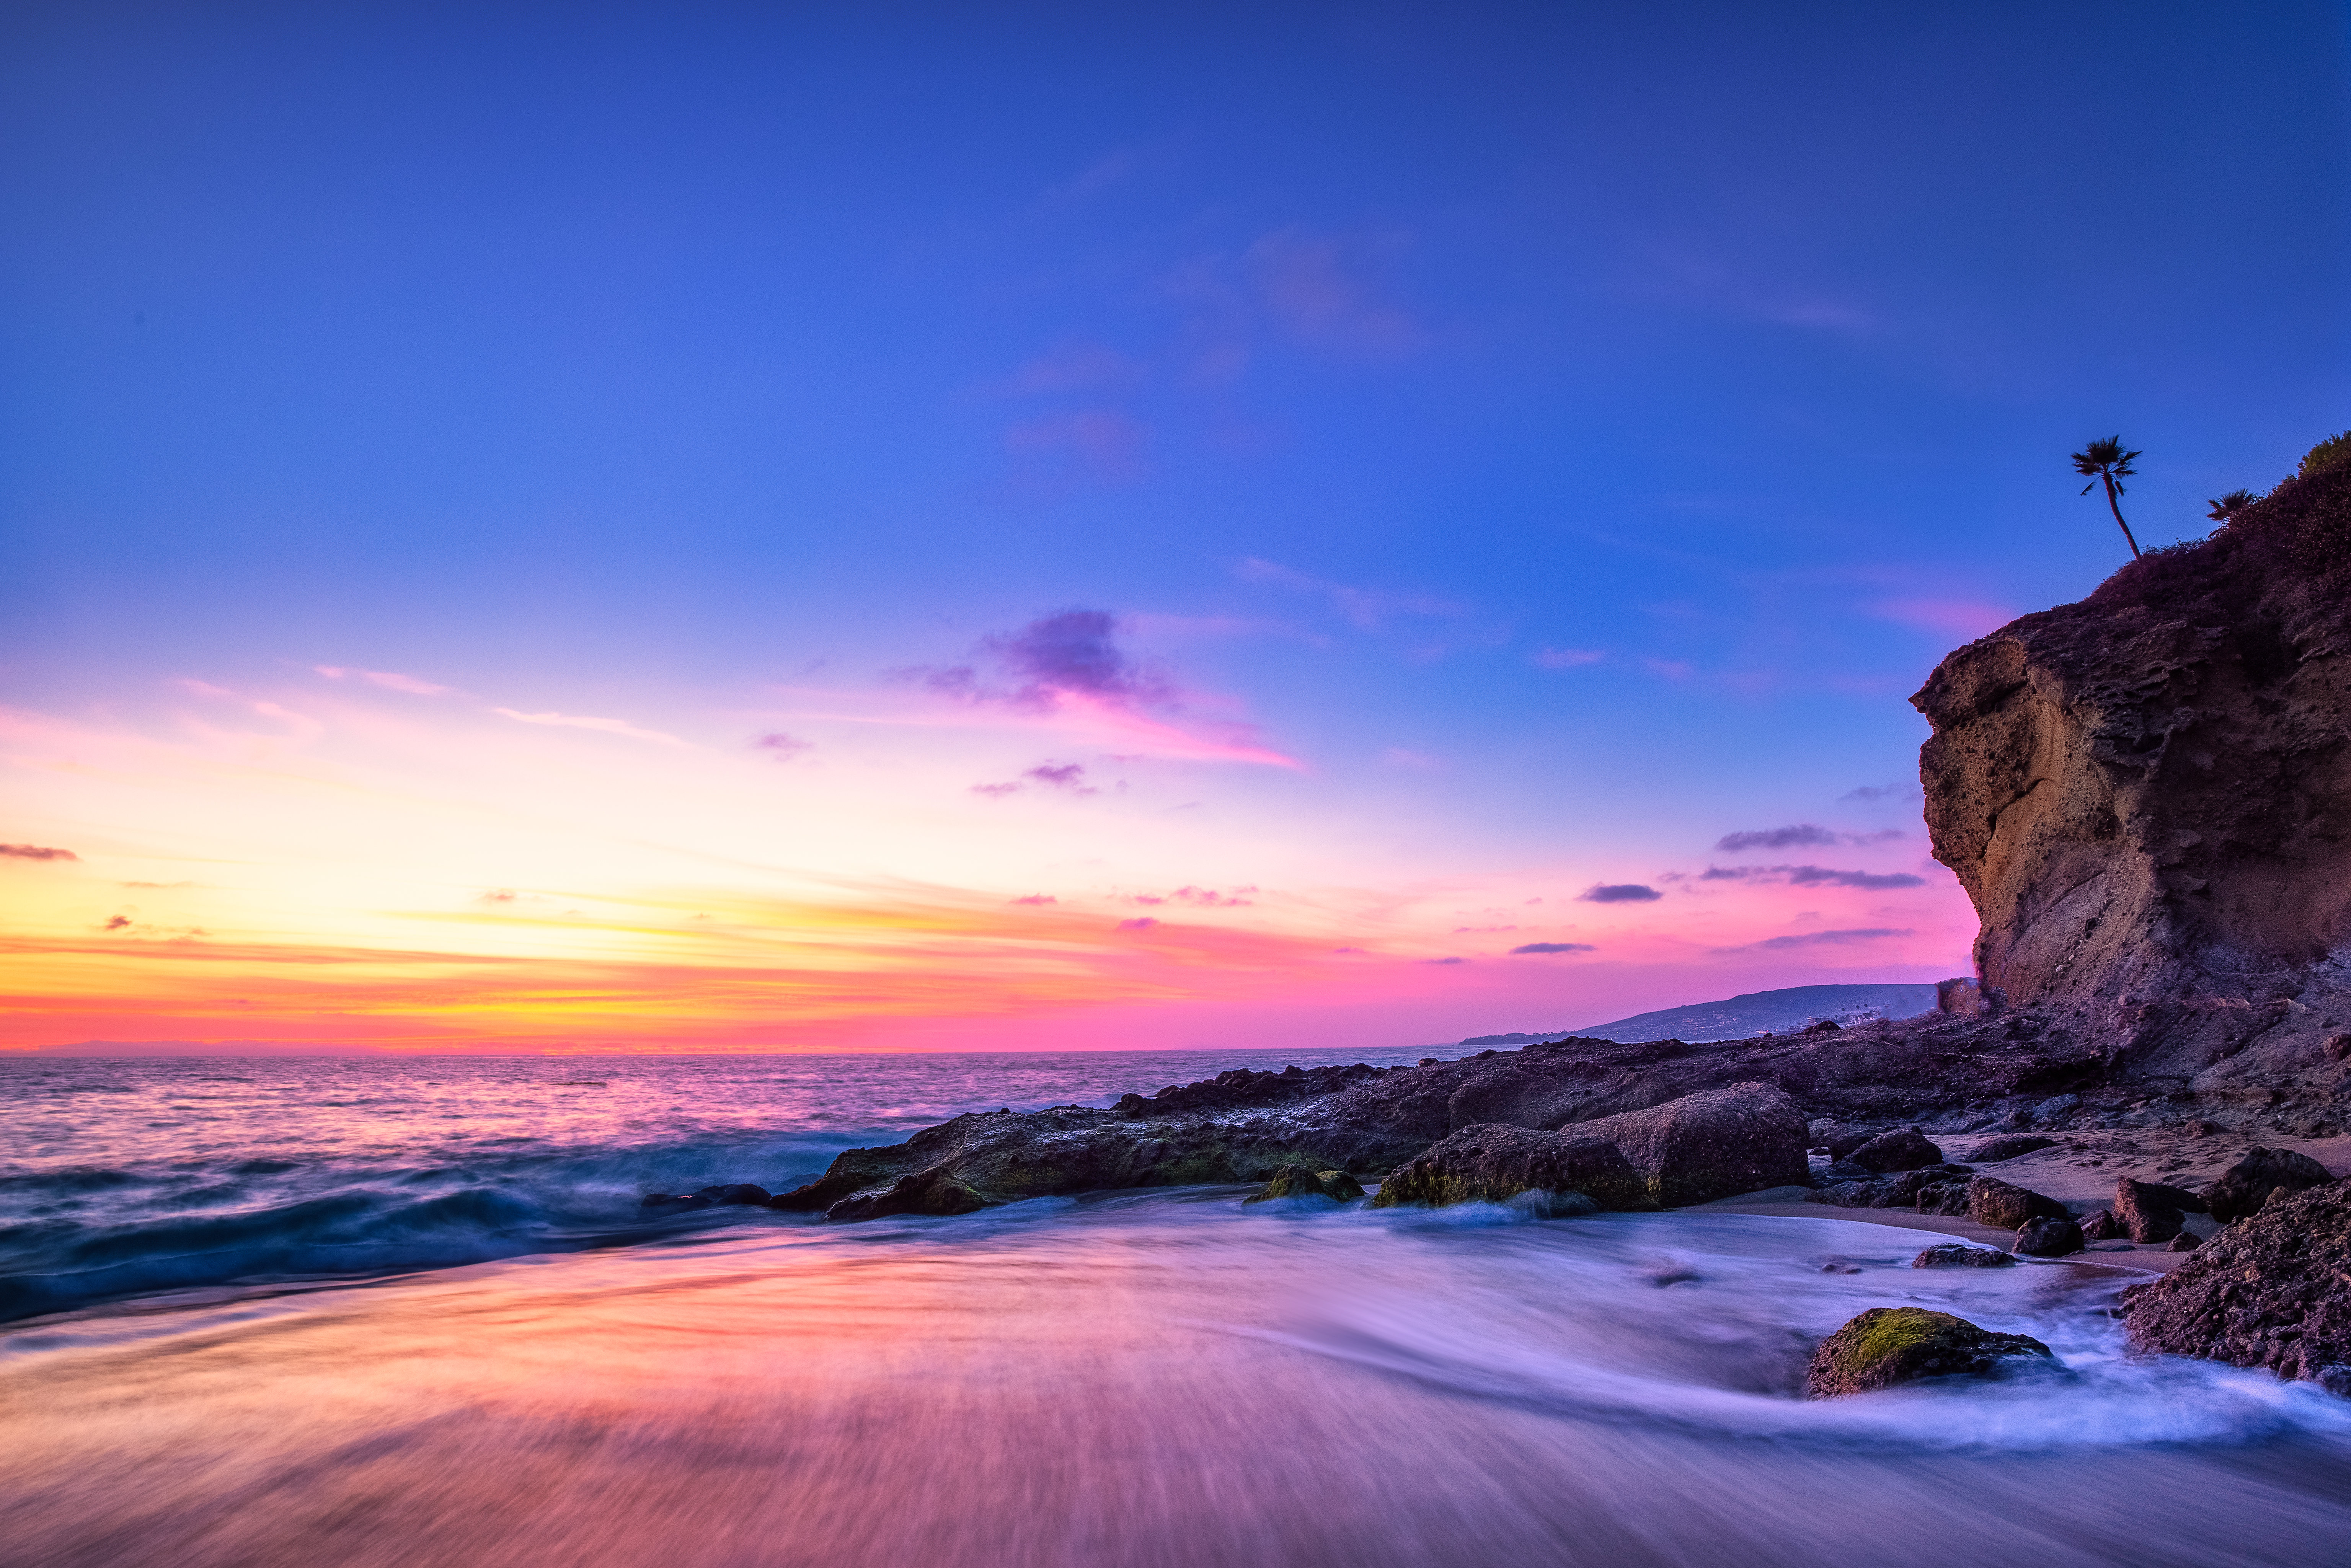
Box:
[1912,459,2351,1102]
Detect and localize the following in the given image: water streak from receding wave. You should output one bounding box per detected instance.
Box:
[6,1053,2351,1566]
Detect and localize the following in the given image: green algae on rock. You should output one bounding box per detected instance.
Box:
[1806,1307,2056,1397]
[1243,1164,1367,1204]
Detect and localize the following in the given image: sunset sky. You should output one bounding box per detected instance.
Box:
[4,3,2345,1052]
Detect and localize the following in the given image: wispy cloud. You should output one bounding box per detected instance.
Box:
[1006,409,1149,484]
[316,666,449,696]
[493,709,683,745]
[1,843,77,861]
[754,732,813,758]
[1511,942,1596,955]
[1243,227,1425,357]
[1001,341,1146,396]
[1714,825,1905,852]
[1711,927,1913,953]
[972,761,1102,798]
[1233,558,1464,631]
[1532,647,1607,669]
[1579,883,1662,904]
[1867,598,2015,641]
[1700,864,1926,890]
[1842,780,1922,803]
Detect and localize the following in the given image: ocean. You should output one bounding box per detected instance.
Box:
[5,1050,2350,1566]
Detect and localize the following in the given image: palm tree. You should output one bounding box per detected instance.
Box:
[2206,488,2260,525]
[2072,437,2143,559]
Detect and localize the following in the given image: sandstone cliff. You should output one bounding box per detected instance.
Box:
[1912,454,2351,1113]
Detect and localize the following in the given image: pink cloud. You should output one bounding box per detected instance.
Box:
[891,611,1301,769]
[1244,228,1424,357]
[1002,341,1146,396]
[1868,598,2017,641]
[315,666,448,696]
[1533,647,1606,669]
[493,709,682,746]
[1006,409,1148,483]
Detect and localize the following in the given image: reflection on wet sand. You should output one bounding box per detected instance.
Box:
[5,1197,2349,1568]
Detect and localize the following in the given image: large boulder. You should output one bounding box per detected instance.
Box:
[825,1167,990,1222]
[2114,1177,2207,1244]
[2123,1179,2351,1387]
[1966,1175,2066,1229]
[2014,1215,2085,1257]
[1809,1120,1888,1159]
[1369,1124,1651,1211]
[1970,1134,2059,1162]
[1850,1128,1944,1172]
[1566,1081,1810,1207]
[1806,1307,2056,1397]
[2203,1146,2335,1223]
[1912,1244,2015,1268]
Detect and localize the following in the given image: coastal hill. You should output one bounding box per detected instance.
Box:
[1545,983,1939,1045]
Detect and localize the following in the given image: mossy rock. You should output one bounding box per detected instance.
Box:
[1806,1306,2054,1397]
[1244,1164,1366,1204]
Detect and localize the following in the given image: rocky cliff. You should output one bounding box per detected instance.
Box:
[1912,455,2351,1113]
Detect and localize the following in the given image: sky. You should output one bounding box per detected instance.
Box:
[3,2,2346,1053]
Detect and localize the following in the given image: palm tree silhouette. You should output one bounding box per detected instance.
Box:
[2072,437,2143,559]
[2206,488,2260,525]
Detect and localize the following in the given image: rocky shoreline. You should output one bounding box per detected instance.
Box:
[665,446,2351,1394]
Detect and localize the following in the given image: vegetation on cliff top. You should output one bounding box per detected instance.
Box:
[2086,430,2351,616]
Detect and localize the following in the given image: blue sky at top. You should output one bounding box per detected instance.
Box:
[2,3,2346,1045]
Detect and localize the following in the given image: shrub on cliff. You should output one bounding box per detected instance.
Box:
[2087,448,2351,613]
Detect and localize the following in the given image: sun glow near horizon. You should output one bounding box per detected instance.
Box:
[0,642,1975,1054]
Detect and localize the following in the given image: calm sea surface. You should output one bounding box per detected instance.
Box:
[4,1050,2349,1566]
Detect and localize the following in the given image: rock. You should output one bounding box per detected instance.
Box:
[1805,1307,2056,1397]
[1809,1121,1889,1160]
[1244,1164,1366,1204]
[694,1183,771,1206]
[1809,1164,1973,1211]
[825,1167,991,1222]
[2015,1216,2085,1257]
[2166,1233,2201,1252]
[2030,1094,2082,1128]
[1913,1181,1971,1217]
[1912,1244,2016,1268]
[1971,1134,2059,1162]
[2114,1177,2209,1243]
[1370,1123,1651,1211]
[1911,460,2351,1107]
[2077,1208,2122,1240]
[1802,1019,1841,1034]
[1850,1128,1944,1173]
[2123,1179,2351,1382]
[1564,1081,1810,1206]
[1967,1175,2067,1229]
[1815,1159,1875,1185]
[2203,1146,2335,1222]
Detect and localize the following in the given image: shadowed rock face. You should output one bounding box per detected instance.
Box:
[1370,1123,1651,1212]
[1910,461,2351,1104]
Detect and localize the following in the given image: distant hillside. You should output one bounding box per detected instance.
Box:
[1455,983,1946,1049]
